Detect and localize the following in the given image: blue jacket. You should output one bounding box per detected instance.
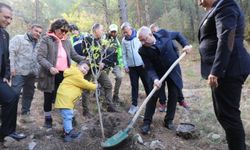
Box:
[139,29,189,90]
[198,0,250,79]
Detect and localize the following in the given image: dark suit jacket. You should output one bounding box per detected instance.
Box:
[139,29,189,90]
[198,0,250,79]
[0,28,10,80]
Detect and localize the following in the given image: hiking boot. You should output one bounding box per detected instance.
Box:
[140,124,150,135]
[128,105,138,115]
[107,105,118,112]
[113,96,123,106]
[179,100,190,109]
[63,129,81,142]
[44,117,53,128]
[72,116,77,127]
[158,104,167,112]
[82,111,93,118]
[20,114,35,123]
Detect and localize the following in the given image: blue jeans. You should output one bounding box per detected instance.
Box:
[60,109,74,133]
[11,74,36,114]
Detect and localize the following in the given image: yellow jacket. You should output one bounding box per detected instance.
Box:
[55,65,96,109]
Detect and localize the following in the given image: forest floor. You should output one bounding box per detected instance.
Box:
[1,45,250,150]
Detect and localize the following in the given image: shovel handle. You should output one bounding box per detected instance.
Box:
[127,52,187,130]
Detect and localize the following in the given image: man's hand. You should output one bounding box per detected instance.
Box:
[153,79,162,89]
[49,67,59,75]
[182,45,193,54]
[11,68,16,76]
[208,74,218,88]
[3,78,10,85]
[99,62,105,70]
[124,67,129,73]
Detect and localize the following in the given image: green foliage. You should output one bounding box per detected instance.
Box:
[62,10,101,33]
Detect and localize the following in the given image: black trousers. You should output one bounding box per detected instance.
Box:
[144,77,178,124]
[128,66,150,106]
[44,72,64,112]
[211,75,248,150]
[0,78,19,136]
[158,82,184,104]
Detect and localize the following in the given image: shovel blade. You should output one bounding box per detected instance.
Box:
[101,130,129,148]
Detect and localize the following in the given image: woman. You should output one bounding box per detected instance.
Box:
[37,19,85,128]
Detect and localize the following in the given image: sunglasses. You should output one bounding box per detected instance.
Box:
[60,29,68,33]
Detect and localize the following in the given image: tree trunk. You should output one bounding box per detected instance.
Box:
[118,0,128,25]
[144,0,150,25]
[103,0,111,26]
[189,7,195,41]
[163,0,168,15]
[35,0,39,23]
[136,0,142,26]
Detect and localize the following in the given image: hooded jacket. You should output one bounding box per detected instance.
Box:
[55,64,96,109]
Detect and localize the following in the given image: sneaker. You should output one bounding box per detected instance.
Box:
[64,129,81,142]
[44,117,53,128]
[128,105,138,115]
[158,104,167,112]
[179,100,190,109]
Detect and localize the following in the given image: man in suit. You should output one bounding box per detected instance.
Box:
[198,0,250,149]
[150,23,190,111]
[137,26,192,134]
[0,2,26,141]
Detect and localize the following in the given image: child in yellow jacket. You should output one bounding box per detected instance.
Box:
[55,62,96,142]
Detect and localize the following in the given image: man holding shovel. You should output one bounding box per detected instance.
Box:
[137,26,192,134]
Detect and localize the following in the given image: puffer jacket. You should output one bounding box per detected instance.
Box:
[55,64,96,109]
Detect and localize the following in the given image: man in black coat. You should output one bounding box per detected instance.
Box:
[137,26,192,134]
[0,2,26,141]
[198,0,250,149]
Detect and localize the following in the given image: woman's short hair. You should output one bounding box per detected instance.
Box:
[49,19,69,32]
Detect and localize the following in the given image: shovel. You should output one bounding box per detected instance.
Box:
[101,52,187,148]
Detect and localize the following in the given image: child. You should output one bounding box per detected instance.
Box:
[55,62,96,142]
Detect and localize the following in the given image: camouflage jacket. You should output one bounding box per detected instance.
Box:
[9,33,39,75]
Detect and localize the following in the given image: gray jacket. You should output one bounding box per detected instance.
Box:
[36,35,85,92]
[122,37,144,68]
[9,33,39,76]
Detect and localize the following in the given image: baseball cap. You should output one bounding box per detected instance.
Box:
[109,24,118,32]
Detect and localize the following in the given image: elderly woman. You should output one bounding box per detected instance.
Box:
[37,19,85,128]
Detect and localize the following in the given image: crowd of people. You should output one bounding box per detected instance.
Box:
[1,0,250,149]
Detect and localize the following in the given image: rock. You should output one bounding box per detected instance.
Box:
[149,140,165,150]
[132,133,143,144]
[81,125,88,131]
[28,141,37,150]
[29,134,35,139]
[46,135,52,139]
[3,136,16,148]
[176,123,198,139]
[208,133,221,144]
[211,134,220,140]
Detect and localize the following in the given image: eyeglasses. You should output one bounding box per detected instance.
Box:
[60,29,68,33]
